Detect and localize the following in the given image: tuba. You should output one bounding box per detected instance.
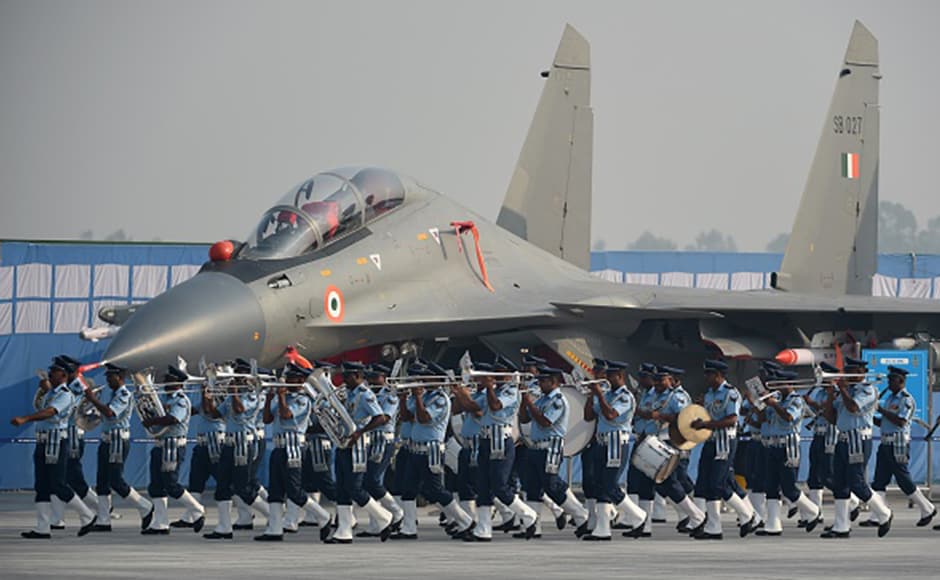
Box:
[132,371,170,438]
[306,369,357,449]
[74,377,103,432]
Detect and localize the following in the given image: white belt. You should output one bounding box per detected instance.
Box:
[596,430,630,445]
[274,433,306,447]
[224,431,256,445]
[813,425,829,435]
[155,437,187,448]
[479,425,511,439]
[409,440,442,454]
[529,439,559,450]
[101,429,130,443]
[763,435,794,447]
[35,429,67,443]
[374,432,395,442]
[838,428,872,441]
[880,433,906,443]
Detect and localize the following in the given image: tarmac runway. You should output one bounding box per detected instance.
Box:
[1,491,938,579]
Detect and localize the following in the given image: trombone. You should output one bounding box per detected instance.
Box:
[764,367,887,390]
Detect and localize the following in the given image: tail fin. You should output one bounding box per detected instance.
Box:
[496,24,593,270]
[773,21,880,296]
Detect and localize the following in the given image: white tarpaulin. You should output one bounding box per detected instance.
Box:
[171,265,201,287]
[899,278,932,299]
[590,269,624,283]
[132,265,168,298]
[695,273,729,290]
[53,302,88,334]
[730,272,765,291]
[16,264,51,298]
[54,264,91,298]
[0,303,11,335]
[872,274,898,297]
[0,266,12,300]
[624,273,659,286]
[935,277,940,299]
[14,301,50,333]
[94,264,129,297]
[660,272,694,288]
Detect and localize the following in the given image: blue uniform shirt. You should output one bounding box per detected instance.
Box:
[408,390,450,443]
[834,383,878,432]
[373,386,399,434]
[530,388,568,441]
[663,386,691,417]
[880,389,914,436]
[593,385,635,434]
[101,385,134,430]
[345,383,383,429]
[635,388,662,435]
[270,391,312,435]
[480,383,519,427]
[460,390,486,438]
[192,392,226,435]
[39,383,74,431]
[763,392,804,436]
[218,391,260,433]
[704,381,740,439]
[805,385,832,429]
[65,378,85,428]
[160,390,192,438]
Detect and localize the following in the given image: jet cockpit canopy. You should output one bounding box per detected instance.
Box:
[239,166,407,260]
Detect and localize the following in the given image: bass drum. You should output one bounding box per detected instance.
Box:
[561,386,595,457]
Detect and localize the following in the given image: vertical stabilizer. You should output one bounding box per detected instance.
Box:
[774,21,880,296]
[497,24,593,270]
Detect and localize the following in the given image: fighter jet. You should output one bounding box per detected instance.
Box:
[100,22,940,386]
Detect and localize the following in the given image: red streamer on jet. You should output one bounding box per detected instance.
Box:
[451,220,494,293]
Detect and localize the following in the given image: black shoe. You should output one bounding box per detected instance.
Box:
[858,519,878,528]
[556,513,568,530]
[574,521,591,538]
[524,520,539,540]
[203,531,233,539]
[849,505,860,522]
[20,530,51,539]
[451,524,473,540]
[693,530,723,540]
[739,514,757,538]
[319,521,335,542]
[755,520,765,529]
[462,534,491,542]
[283,527,298,534]
[796,519,807,529]
[917,508,937,527]
[513,531,541,539]
[378,523,393,542]
[141,528,170,535]
[141,506,154,531]
[612,522,633,531]
[232,523,254,531]
[805,513,823,533]
[91,524,112,532]
[192,515,205,534]
[820,529,850,539]
[652,518,667,524]
[625,519,649,539]
[391,515,403,533]
[50,524,65,531]
[687,521,705,537]
[675,517,689,532]
[581,534,611,541]
[932,522,940,531]
[494,517,519,533]
[324,536,352,544]
[391,532,419,540]
[787,505,798,519]
[755,529,781,537]
[77,516,97,537]
[253,533,283,542]
[438,512,447,526]
[298,520,319,527]
[878,511,893,538]
[444,522,459,536]
[170,519,195,529]
[355,530,378,538]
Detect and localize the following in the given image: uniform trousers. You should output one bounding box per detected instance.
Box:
[806,435,833,490]
[591,441,630,504]
[187,443,217,494]
[745,439,767,492]
[214,445,260,504]
[335,447,370,507]
[148,446,186,499]
[831,438,873,501]
[34,442,75,503]
[301,441,337,501]
[66,437,91,498]
[267,447,307,506]
[580,440,597,500]
[476,436,516,506]
[402,449,455,507]
[872,443,918,495]
[764,445,802,502]
[364,440,396,499]
[522,449,569,505]
[457,446,478,501]
[695,439,738,501]
[95,440,131,497]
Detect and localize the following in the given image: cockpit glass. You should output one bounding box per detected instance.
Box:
[238,167,407,260]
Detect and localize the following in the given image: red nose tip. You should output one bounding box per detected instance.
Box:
[209,240,235,262]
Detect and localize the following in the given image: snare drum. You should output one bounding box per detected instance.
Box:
[631,435,680,483]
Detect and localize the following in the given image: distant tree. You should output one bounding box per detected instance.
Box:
[686,229,737,252]
[879,201,917,253]
[592,238,607,251]
[915,215,940,253]
[79,230,94,240]
[765,232,789,253]
[628,231,677,251]
[104,229,132,242]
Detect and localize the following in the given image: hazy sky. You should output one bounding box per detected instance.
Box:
[2,1,938,251]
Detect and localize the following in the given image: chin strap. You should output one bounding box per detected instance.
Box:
[450,220,494,293]
[285,346,313,369]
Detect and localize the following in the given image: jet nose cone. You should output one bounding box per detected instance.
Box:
[104,272,265,370]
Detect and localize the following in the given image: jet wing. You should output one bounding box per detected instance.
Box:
[550,301,722,320]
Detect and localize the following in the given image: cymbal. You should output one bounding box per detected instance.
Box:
[677,404,712,446]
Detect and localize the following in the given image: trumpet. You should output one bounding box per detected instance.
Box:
[572,378,611,395]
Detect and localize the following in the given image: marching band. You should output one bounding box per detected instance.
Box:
[10,351,939,542]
